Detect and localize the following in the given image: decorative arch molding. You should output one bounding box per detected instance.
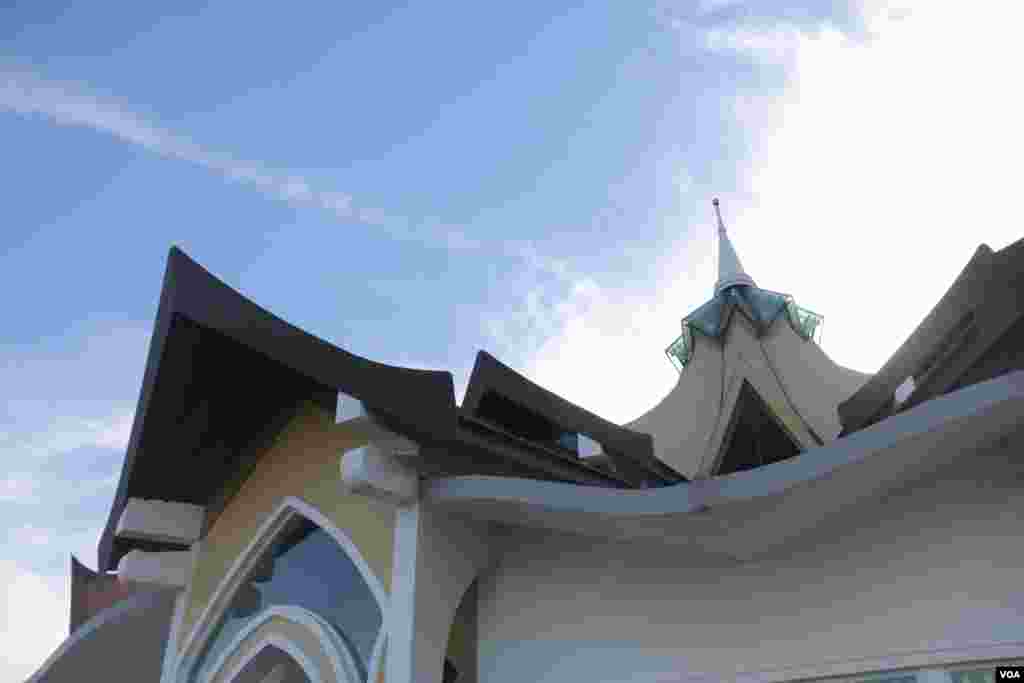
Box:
[199,606,362,683]
[225,637,318,683]
[176,497,388,683]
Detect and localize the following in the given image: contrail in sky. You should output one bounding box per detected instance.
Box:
[0,65,479,248]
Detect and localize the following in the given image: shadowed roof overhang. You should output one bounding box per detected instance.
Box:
[98,247,456,571]
[839,237,1024,434]
[462,351,686,486]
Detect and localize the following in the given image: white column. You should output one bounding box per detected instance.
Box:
[387,503,494,683]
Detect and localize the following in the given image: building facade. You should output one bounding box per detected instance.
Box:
[27,206,1024,683]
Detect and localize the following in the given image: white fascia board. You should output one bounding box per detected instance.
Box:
[424,370,1024,547]
[116,498,205,545]
[340,440,420,504]
[118,548,196,588]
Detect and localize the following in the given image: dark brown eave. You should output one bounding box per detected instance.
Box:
[98,247,457,571]
[462,351,686,486]
[454,412,631,487]
[838,237,1024,434]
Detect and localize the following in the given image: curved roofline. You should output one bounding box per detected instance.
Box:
[426,370,1024,555]
[462,350,685,485]
[98,247,456,570]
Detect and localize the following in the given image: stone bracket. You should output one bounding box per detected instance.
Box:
[115,498,205,545]
[118,547,195,588]
[341,441,420,503]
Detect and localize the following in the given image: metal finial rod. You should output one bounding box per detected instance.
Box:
[712,198,726,233]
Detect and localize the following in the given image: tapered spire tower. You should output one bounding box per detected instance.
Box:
[712,198,756,295]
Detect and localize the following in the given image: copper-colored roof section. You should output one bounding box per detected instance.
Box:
[70,556,150,635]
[838,237,1024,434]
[31,584,178,683]
[462,351,686,486]
[98,247,456,571]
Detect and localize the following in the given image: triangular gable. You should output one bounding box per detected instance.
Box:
[713,380,802,476]
[698,351,818,477]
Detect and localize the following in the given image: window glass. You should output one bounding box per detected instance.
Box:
[948,670,995,683]
[813,663,1018,683]
[189,516,382,683]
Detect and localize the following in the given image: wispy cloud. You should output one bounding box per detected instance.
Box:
[0,560,70,682]
[0,65,480,249]
[0,323,144,680]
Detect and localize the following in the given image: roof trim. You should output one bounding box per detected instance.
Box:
[462,351,685,485]
[839,238,1024,433]
[426,370,1024,554]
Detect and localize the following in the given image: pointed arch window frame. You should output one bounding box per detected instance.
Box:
[196,606,359,683]
[175,497,389,683]
[221,635,322,683]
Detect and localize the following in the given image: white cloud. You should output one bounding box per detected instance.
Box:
[722,1,1024,374]
[703,24,806,63]
[2,410,135,467]
[2,324,147,464]
[495,1,1023,427]
[0,475,39,503]
[0,325,141,676]
[0,560,69,682]
[483,238,714,423]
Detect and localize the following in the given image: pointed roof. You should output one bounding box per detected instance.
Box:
[713,198,756,295]
[665,199,825,372]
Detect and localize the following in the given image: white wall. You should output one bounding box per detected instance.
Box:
[475,442,1024,682]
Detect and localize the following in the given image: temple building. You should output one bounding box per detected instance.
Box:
[26,203,1024,683]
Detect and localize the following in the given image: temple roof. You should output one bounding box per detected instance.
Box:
[98,247,667,570]
[838,236,1024,434]
[666,203,823,372]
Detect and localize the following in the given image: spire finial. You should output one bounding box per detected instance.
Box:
[712,197,726,234]
[712,197,757,295]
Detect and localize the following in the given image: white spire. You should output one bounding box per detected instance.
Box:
[713,198,756,295]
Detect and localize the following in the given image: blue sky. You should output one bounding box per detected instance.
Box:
[3,1,1023,678]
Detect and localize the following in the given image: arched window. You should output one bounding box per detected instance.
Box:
[227,644,312,683]
[188,510,383,683]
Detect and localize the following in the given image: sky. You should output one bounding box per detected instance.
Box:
[2,0,1023,679]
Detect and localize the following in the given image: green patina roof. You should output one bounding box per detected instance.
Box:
[665,285,823,372]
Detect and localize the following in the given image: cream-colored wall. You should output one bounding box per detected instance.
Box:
[627,331,725,477]
[628,314,856,478]
[475,445,1024,682]
[179,402,395,650]
[760,320,870,440]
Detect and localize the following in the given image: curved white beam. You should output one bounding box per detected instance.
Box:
[425,371,1024,558]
